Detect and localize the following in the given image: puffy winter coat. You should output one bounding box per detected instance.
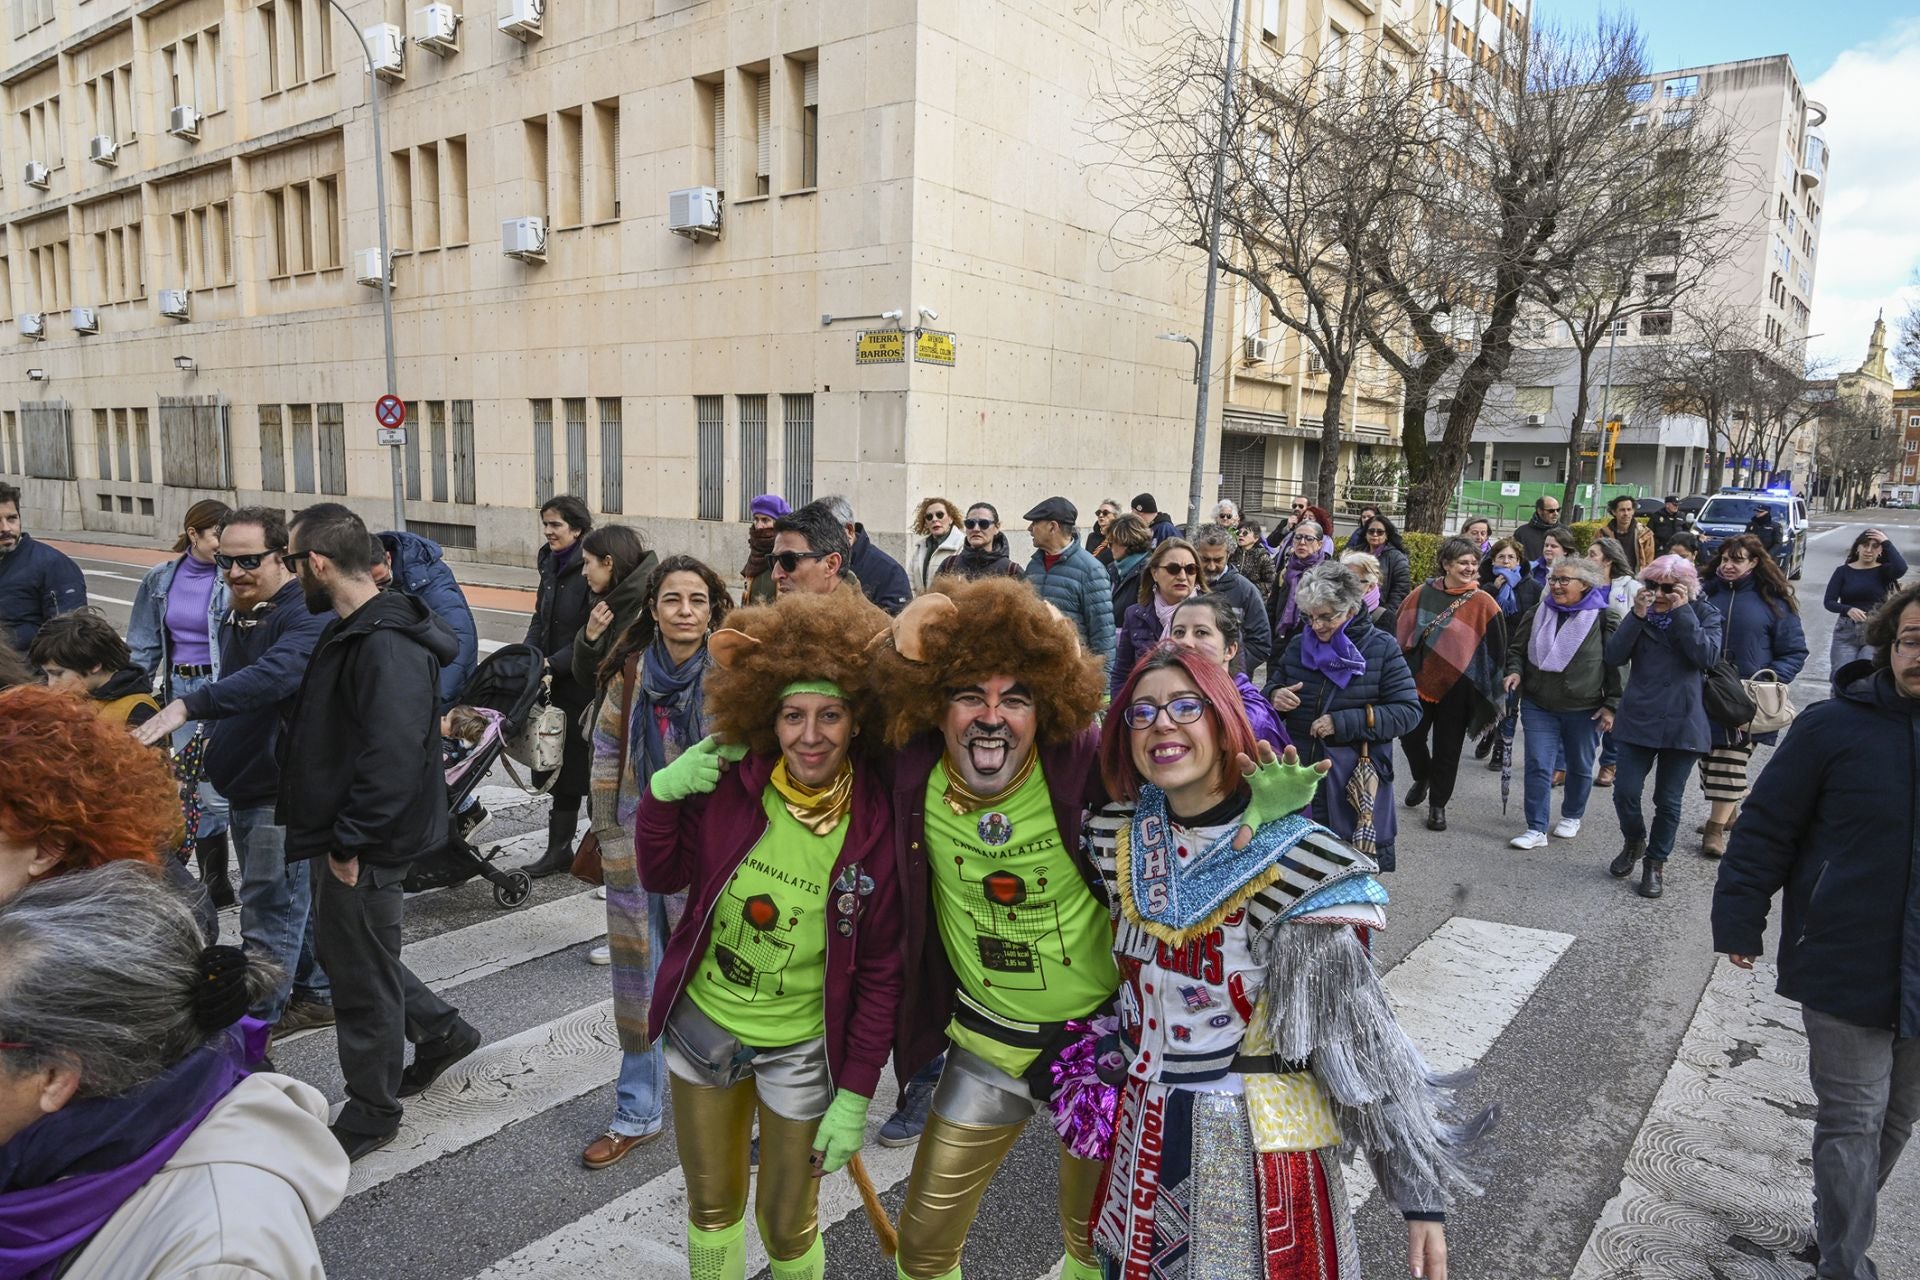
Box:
[1026,536,1117,658]
[847,526,912,615]
[1375,545,1413,617]
[910,526,965,593]
[1701,575,1808,747]
[1712,665,1920,1036]
[1264,611,1422,753]
[1208,564,1271,675]
[379,530,480,707]
[1112,601,1169,697]
[1604,597,1722,754]
[0,532,86,649]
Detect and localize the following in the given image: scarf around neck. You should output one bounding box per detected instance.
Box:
[634,639,710,782]
[1302,625,1368,688]
[769,758,854,836]
[1491,565,1521,614]
[742,524,777,579]
[1278,549,1329,631]
[0,1018,266,1280]
[1528,586,1608,673]
[1152,593,1180,637]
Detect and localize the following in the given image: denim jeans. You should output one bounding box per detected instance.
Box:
[611,892,670,1138]
[1803,1006,1920,1280]
[168,670,229,839]
[1600,728,1618,769]
[230,806,329,1020]
[1830,617,1872,691]
[1609,742,1701,862]
[1520,701,1600,834]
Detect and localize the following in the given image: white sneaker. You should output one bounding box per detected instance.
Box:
[587,944,611,966]
[593,885,608,900]
[1509,830,1550,850]
[1551,818,1582,839]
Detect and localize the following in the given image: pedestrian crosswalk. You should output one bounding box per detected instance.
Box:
[280,793,1858,1280]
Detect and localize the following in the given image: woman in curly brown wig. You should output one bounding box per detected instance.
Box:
[634,588,901,1280]
[0,683,182,900]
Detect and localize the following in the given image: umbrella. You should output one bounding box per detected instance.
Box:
[1345,707,1382,858]
[1496,690,1521,815]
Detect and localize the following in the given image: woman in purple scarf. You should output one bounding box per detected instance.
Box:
[1500,557,1621,851]
[0,864,347,1279]
[1268,520,1331,646]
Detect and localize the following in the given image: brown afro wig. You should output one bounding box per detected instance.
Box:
[872,576,1106,748]
[701,586,892,759]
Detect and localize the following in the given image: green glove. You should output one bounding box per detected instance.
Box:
[810,1088,872,1175]
[649,735,748,803]
[1232,742,1329,849]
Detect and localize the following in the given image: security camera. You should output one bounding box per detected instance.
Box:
[919,307,939,322]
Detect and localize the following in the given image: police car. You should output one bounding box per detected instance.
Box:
[1692,487,1808,579]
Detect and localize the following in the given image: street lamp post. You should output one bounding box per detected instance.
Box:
[1182,0,1247,532]
[326,0,406,534]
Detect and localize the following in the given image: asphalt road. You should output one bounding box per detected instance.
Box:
[46,509,1920,1280]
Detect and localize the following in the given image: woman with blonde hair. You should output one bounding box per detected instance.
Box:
[1111,536,1207,696]
[909,497,965,593]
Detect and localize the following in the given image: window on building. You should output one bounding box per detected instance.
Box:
[564,397,587,496]
[259,405,285,491]
[415,144,440,249]
[799,60,818,188]
[1663,75,1698,98]
[747,67,771,196]
[390,150,413,252]
[591,99,620,219]
[94,409,112,480]
[451,400,475,504]
[403,401,422,499]
[524,116,549,224]
[1644,272,1676,297]
[260,3,280,93]
[782,393,814,507]
[289,403,315,492]
[445,137,470,245]
[1514,386,1554,417]
[598,398,622,513]
[86,66,135,145]
[1261,0,1279,38]
[1639,312,1673,336]
[737,394,768,520]
[701,77,727,196]
[556,107,583,228]
[531,398,554,503]
[317,403,345,495]
[134,408,152,483]
[695,395,724,520]
[428,400,448,502]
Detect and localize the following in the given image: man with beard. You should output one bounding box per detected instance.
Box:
[0,480,87,650]
[872,576,1112,1280]
[278,503,478,1159]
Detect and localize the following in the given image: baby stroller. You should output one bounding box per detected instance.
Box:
[402,643,553,909]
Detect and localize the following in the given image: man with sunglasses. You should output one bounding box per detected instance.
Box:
[1511,494,1563,564]
[769,499,856,598]
[134,507,334,1034]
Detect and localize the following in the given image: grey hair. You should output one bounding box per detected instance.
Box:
[0,863,278,1098]
[1293,561,1368,616]
[1550,556,1606,589]
[1340,550,1381,583]
[1587,536,1633,581]
[1191,523,1235,551]
[1214,499,1240,520]
[1291,521,1324,542]
[819,494,856,527]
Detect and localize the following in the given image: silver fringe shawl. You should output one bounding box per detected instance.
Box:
[1252,920,1496,1214]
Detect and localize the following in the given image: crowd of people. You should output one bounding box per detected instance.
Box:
[0,469,1916,1280]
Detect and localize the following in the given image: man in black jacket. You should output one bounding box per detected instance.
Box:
[1510,494,1563,562]
[824,494,911,614]
[1712,582,1920,1280]
[280,503,478,1160]
[1191,523,1271,675]
[134,507,334,1031]
[1648,496,1689,553]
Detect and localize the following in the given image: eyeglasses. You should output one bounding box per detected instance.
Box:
[1158,562,1198,577]
[1649,581,1685,594]
[1892,638,1920,657]
[771,549,829,574]
[214,552,274,571]
[1547,575,1581,585]
[963,519,995,530]
[1304,611,1345,625]
[1365,528,1387,538]
[1121,695,1209,731]
[278,551,313,573]
[1539,508,1561,516]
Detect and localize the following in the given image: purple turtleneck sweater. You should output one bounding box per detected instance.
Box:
[164,554,218,666]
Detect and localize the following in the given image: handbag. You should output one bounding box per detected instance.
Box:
[1701,606,1757,730]
[504,673,567,778]
[1741,668,1796,736]
[571,651,641,886]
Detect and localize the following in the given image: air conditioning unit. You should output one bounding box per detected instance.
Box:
[71,306,99,335]
[354,248,395,288]
[167,105,201,140]
[17,313,45,340]
[1525,413,1547,426]
[159,289,191,320]
[1307,354,1327,374]
[22,161,49,190]
[88,135,117,166]
[501,216,547,262]
[667,186,722,239]
[409,3,460,54]
[1241,334,1271,363]
[364,23,405,81]
[1533,455,1552,467]
[497,0,542,40]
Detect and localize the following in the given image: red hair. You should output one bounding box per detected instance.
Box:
[0,685,179,876]
[1306,506,1334,536]
[1099,644,1257,802]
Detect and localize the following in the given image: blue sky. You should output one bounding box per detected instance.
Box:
[1545,2,1920,376]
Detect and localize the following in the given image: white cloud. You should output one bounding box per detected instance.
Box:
[1806,19,1920,377]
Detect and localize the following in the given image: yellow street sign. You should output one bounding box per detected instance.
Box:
[914,329,956,366]
[855,329,906,364]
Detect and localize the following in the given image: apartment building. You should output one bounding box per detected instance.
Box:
[1462,54,1828,500]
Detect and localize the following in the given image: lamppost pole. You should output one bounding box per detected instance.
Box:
[328,0,405,533]
[1184,0,1246,531]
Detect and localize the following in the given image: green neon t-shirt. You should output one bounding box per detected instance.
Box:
[925,759,1119,1077]
[686,786,846,1048]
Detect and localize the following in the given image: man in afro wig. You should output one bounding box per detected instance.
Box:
[871,575,1114,1280]
[700,587,890,759]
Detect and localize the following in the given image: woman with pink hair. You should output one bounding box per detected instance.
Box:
[1601,554,1723,899]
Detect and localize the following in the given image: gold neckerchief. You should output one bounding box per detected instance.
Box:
[941,747,1039,815]
[768,759,854,836]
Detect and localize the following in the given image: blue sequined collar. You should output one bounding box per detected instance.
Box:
[1117,785,1327,945]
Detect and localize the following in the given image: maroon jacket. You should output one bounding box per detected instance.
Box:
[890,727,1109,1083]
[637,750,903,1100]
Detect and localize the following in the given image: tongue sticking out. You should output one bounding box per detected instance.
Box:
[966,738,1010,777]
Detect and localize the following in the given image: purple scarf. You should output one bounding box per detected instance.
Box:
[0,1018,266,1279]
[1277,549,1329,632]
[1301,624,1369,688]
[1528,586,1608,673]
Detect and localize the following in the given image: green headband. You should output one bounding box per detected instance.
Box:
[780,680,847,700]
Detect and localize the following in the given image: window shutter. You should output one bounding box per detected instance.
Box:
[755,75,770,179]
[712,88,726,187]
[1262,0,1280,35]
[803,60,818,108]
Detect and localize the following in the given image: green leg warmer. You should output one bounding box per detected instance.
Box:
[1058,1253,1105,1280]
[686,1218,746,1280]
[766,1233,825,1280]
[896,1260,961,1280]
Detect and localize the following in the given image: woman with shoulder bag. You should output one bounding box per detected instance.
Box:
[523,496,598,877]
[1396,537,1508,833]
[575,555,732,1171]
[1697,534,1807,857]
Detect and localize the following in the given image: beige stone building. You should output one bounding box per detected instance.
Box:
[0,0,1440,566]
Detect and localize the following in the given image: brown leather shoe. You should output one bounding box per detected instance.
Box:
[1552,769,1566,787]
[582,1128,660,1170]
[1701,820,1729,859]
[1594,764,1615,788]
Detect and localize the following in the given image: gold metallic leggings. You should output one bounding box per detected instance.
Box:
[669,1073,824,1263]
[895,1112,1105,1279]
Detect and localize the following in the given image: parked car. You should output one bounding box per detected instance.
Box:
[1692,489,1808,579]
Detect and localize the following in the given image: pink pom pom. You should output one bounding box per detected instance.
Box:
[1048,1018,1120,1161]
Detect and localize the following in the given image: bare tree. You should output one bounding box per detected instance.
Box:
[1897,292,1920,388]
[1815,394,1903,508]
